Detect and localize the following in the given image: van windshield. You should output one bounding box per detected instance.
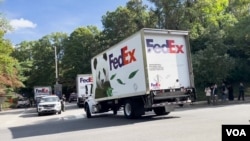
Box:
[40,97,58,102]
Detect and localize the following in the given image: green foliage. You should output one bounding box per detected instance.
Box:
[62,26,100,89]
[2,0,250,96]
[192,46,235,87]
[225,15,250,81]
[101,1,155,47]
[0,18,23,89]
[0,14,13,32]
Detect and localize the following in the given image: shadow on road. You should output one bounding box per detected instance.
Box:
[0,109,27,115]
[64,102,80,110]
[175,100,250,112]
[19,103,81,118]
[9,113,179,139]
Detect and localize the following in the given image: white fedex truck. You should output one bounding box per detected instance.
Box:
[76,74,93,107]
[34,86,52,103]
[85,28,196,118]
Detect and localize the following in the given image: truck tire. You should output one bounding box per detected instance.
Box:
[153,107,170,116]
[178,104,184,107]
[124,100,135,119]
[113,108,117,115]
[85,103,92,118]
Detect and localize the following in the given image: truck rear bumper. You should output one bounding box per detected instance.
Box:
[152,99,191,108]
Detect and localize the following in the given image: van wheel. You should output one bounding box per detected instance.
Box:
[85,103,92,118]
[153,107,170,116]
[58,110,61,114]
[124,100,135,119]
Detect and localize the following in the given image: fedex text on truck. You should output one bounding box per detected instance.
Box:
[109,46,136,70]
[80,77,93,83]
[146,39,184,54]
[35,88,49,93]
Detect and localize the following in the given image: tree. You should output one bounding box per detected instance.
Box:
[192,45,235,87]
[12,41,36,97]
[101,1,156,47]
[149,0,187,29]
[62,26,100,91]
[22,33,67,87]
[0,14,23,96]
[225,15,250,81]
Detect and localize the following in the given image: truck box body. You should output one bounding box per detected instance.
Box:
[91,28,194,101]
[34,86,52,104]
[34,86,52,98]
[87,28,195,118]
[76,74,93,107]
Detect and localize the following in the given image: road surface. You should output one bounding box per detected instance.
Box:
[0,101,249,141]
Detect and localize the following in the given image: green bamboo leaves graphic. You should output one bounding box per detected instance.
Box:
[110,70,139,85]
[129,70,138,79]
[110,74,116,80]
[106,87,113,97]
[117,79,125,85]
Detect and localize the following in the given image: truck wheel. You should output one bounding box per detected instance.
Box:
[153,107,170,116]
[85,103,92,118]
[178,104,184,107]
[113,107,118,115]
[124,100,135,119]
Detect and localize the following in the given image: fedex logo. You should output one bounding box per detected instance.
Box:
[146,39,184,54]
[109,46,136,70]
[80,77,93,83]
[151,83,161,89]
[35,88,49,93]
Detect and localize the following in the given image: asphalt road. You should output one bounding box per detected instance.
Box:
[0,100,249,141]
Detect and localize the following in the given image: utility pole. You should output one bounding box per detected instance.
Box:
[54,45,62,98]
[54,46,58,84]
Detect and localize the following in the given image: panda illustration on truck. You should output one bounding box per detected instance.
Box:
[93,53,112,99]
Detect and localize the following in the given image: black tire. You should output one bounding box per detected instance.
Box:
[113,107,118,115]
[85,103,92,118]
[178,104,184,107]
[38,113,42,116]
[58,110,61,114]
[124,100,135,119]
[153,107,170,116]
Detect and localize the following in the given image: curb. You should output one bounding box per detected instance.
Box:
[192,97,250,106]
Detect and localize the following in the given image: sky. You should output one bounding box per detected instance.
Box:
[0,0,149,45]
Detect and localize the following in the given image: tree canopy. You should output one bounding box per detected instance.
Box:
[1,0,250,97]
[0,15,23,95]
